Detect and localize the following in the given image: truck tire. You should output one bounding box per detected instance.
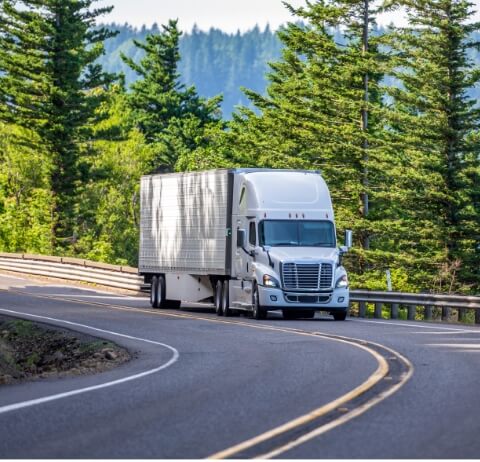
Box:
[252,285,267,320]
[333,311,347,321]
[222,280,233,317]
[166,300,181,309]
[215,280,223,316]
[150,276,159,308]
[156,274,167,309]
[301,310,315,319]
[282,309,298,320]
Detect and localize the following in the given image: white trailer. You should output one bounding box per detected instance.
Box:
[139,169,352,320]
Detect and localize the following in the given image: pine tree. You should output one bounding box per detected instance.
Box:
[386,0,480,291]
[0,0,117,248]
[225,1,409,288]
[121,20,223,171]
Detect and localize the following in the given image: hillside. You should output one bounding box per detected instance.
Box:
[98,23,283,117]
[98,23,480,119]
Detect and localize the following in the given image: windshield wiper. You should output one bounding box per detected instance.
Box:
[271,242,298,246]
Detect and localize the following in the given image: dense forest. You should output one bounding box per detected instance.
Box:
[98,23,286,117]
[0,0,479,294]
[97,22,480,118]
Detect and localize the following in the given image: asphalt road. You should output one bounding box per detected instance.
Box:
[0,273,479,459]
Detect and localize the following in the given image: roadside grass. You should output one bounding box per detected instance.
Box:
[0,315,130,385]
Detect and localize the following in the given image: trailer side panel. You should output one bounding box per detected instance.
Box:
[139,170,231,275]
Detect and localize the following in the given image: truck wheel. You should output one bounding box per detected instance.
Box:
[333,311,347,321]
[300,310,315,319]
[156,275,167,309]
[167,300,181,309]
[215,280,223,316]
[282,309,298,320]
[222,280,233,317]
[150,276,159,308]
[252,285,267,320]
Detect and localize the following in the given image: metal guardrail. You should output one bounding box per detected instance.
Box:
[351,290,480,324]
[0,253,143,292]
[0,252,479,324]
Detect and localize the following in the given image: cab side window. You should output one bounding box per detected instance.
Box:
[249,221,257,246]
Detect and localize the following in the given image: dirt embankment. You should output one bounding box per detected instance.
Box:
[0,315,130,385]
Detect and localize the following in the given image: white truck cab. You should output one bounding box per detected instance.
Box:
[139,169,352,320]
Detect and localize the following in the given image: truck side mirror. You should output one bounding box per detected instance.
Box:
[344,229,353,249]
[237,229,246,248]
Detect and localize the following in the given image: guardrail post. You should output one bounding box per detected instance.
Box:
[407,305,416,321]
[476,309,480,325]
[374,302,382,319]
[424,305,433,321]
[391,303,399,319]
[442,306,451,322]
[359,301,366,318]
[457,308,467,323]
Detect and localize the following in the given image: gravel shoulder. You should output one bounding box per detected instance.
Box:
[0,314,131,385]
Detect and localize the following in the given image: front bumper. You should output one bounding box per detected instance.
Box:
[258,285,349,310]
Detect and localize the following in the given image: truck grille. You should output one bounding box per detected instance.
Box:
[282,263,333,290]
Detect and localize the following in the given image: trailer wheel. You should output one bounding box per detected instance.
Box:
[222,280,233,317]
[150,276,159,308]
[156,274,167,309]
[252,285,267,320]
[215,280,223,316]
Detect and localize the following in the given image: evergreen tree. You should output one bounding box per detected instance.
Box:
[0,0,117,248]
[386,0,480,291]
[121,19,223,171]
[74,84,155,265]
[225,1,410,288]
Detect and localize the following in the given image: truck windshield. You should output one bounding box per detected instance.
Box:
[259,220,336,248]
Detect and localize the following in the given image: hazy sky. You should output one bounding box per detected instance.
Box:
[96,0,480,32]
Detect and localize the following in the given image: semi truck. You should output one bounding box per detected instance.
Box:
[139,169,352,320]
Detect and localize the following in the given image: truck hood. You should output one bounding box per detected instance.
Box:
[266,247,338,263]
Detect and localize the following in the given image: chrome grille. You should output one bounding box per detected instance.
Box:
[282,262,333,290]
[319,264,333,289]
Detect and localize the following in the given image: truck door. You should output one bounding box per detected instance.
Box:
[233,218,256,304]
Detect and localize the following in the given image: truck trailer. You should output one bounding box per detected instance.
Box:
[139,169,352,320]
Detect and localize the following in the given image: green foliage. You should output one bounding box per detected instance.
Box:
[73,86,155,265]
[98,23,285,118]
[0,0,117,246]
[121,20,223,172]
[0,123,54,254]
[0,2,479,293]
[384,0,480,291]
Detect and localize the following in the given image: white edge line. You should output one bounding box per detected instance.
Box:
[352,318,475,332]
[0,308,179,415]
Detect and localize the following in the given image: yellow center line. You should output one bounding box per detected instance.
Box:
[1,288,413,459]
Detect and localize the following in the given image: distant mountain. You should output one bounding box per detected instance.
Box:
[97,23,284,117]
[97,23,480,119]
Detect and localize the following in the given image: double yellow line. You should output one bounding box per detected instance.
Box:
[2,288,413,459]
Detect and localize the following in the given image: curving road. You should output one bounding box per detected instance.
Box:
[0,273,479,459]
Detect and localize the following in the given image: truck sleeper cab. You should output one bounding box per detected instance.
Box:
[139,169,351,320]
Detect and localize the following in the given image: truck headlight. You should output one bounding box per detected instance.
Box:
[335,274,349,288]
[263,274,280,288]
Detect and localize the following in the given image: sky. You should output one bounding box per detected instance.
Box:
[96,0,480,33]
